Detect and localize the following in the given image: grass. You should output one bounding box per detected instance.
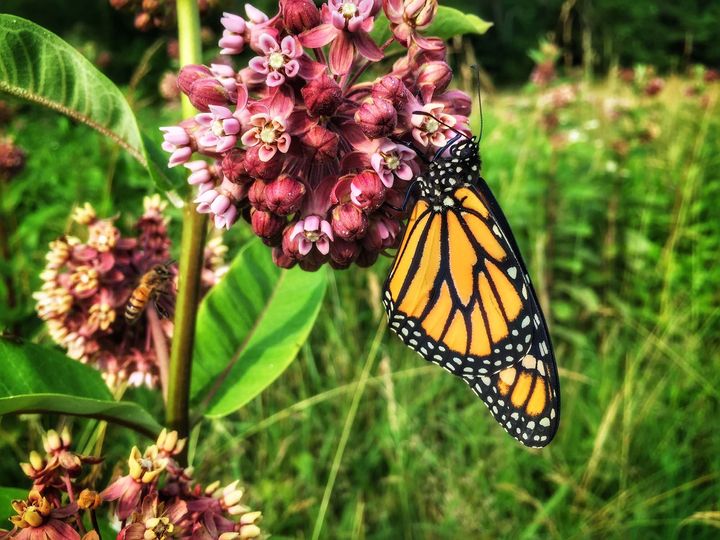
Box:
[2,74,720,538]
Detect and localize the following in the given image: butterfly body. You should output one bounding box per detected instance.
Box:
[383,137,560,448]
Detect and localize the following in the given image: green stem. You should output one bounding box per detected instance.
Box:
[166,0,207,451]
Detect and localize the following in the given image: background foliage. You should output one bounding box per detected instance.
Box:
[1,0,720,539]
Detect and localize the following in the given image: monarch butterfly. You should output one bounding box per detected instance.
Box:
[383,118,560,448]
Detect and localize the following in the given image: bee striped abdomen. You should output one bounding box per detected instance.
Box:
[125,284,150,324]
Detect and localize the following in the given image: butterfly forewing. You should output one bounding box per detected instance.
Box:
[383,138,560,447]
[384,186,536,374]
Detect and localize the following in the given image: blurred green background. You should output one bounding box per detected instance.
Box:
[1,0,720,539]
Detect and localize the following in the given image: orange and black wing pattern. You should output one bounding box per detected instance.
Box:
[383,179,559,447]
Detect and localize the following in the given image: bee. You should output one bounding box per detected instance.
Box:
[125,262,174,324]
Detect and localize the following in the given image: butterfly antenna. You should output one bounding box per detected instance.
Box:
[471,64,484,141]
[411,111,471,140]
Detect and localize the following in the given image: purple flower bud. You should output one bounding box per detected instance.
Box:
[362,217,400,251]
[188,78,232,112]
[251,208,286,241]
[0,139,26,181]
[272,245,297,268]
[417,61,452,93]
[329,238,360,269]
[371,76,408,108]
[331,203,368,240]
[248,180,268,211]
[178,64,213,96]
[282,0,321,33]
[356,247,379,267]
[299,249,328,272]
[264,175,306,216]
[302,74,343,117]
[302,124,339,162]
[350,171,386,212]
[244,145,284,180]
[221,148,250,184]
[355,98,397,139]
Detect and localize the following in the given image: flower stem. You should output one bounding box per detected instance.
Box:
[166,0,207,451]
[147,306,170,403]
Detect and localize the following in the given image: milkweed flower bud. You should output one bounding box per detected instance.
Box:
[251,208,286,240]
[302,73,342,117]
[372,75,409,108]
[355,98,397,139]
[188,77,234,112]
[248,180,268,210]
[264,175,306,215]
[178,64,213,96]
[362,216,400,251]
[221,148,250,183]
[282,0,321,33]
[350,170,385,211]
[329,237,361,268]
[244,145,283,180]
[301,124,339,162]
[417,61,452,93]
[331,202,368,240]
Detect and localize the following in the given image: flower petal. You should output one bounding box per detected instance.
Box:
[353,31,384,61]
[300,24,337,48]
[249,56,270,74]
[329,32,354,75]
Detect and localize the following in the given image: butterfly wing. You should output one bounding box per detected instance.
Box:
[384,185,537,373]
[383,182,560,447]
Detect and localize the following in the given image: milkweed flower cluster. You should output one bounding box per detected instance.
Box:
[1,428,262,540]
[33,196,226,389]
[161,0,472,270]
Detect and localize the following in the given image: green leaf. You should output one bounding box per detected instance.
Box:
[0,338,161,437]
[370,7,492,43]
[192,240,327,418]
[426,7,493,39]
[0,487,26,523]
[0,15,184,192]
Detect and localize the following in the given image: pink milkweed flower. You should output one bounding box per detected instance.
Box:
[195,105,240,153]
[411,102,458,148]
[370,139,416,188]
[383,0,440,49]
[300,0,383,75]
[241,91,294,161]
[160,126,192,167]
[195,105,242,153]
[290,215,334,255]
[250,34,300,87]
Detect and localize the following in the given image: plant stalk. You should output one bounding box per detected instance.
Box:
[166,0,207,450]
